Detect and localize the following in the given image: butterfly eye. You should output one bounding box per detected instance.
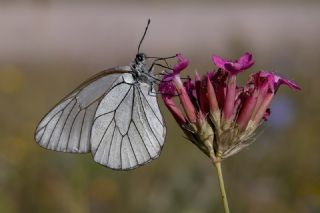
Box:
[136,53,144,62]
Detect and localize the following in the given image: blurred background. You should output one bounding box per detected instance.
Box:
[0,1,319,212]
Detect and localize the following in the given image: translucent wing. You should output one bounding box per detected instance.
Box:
[35,66,166,170]
[91,74,166,170]
[34,66,130,153]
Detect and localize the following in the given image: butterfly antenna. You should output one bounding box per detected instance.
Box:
[137,18,151,54]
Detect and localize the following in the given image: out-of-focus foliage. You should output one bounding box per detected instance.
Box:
[0,2,320,213]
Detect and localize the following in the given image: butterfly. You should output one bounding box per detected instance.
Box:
[34,19,173,170]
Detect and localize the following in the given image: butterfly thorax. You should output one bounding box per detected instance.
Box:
[130,53,154,85]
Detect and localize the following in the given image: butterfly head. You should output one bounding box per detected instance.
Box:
[135,53,147,64]
[132,53,148,71]
[131,52,145,72]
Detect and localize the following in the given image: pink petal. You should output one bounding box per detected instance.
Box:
[238,52,254,70]
[173,53,189,74]
[212,52,254,75]
[212,55,227,70]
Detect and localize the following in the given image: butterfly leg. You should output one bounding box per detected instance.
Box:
[148,82,157,97]
[147,55,175,73]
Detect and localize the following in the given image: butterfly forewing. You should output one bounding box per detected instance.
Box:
[35,66,166,170]
[34,67,130,153]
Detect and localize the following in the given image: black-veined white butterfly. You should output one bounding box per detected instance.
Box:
[34,20,172,170]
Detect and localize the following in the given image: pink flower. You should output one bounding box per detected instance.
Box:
[254,71,301,92]
[211,53,254,123]
[159,52,300,160]
[212,52,254,75]
[173,53,189,74]
[159,53,189,96]
[159,54,196,124]
[240,71,301,127]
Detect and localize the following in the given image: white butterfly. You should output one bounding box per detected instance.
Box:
[34,20,169,170]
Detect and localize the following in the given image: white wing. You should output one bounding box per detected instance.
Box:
[34,67,130,153]
[91,74,166,170]
[35,67,166,170]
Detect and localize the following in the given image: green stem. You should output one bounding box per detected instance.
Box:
[214,161,230,213]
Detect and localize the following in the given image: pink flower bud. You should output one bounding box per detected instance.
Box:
[174,76,197,123]
[252,92,274,126]
[206,76,219,113]
[223,75,237,122]
[236,90,258,130]
[162,97,186,125]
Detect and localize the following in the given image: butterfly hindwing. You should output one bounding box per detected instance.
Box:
[91,74,166,170]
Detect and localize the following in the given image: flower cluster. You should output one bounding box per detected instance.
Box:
[159,53,300,162]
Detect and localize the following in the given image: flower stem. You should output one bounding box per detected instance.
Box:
[214,161,230,213]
